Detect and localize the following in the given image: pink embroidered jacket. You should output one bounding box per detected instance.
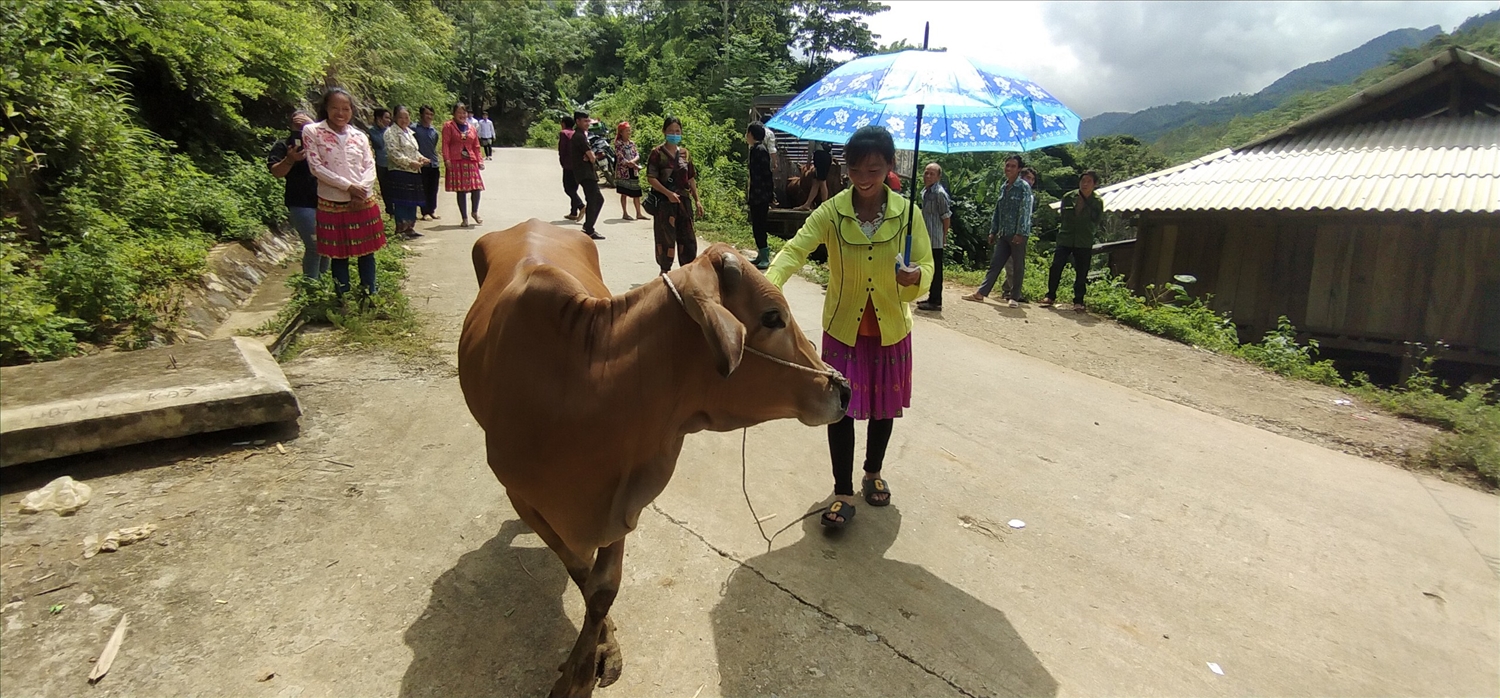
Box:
[441,120,482,167]
[302,120,378,203]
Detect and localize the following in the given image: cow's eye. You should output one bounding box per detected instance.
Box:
[760,309,785,329]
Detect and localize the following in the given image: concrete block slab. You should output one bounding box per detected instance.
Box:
[1,337,300,466]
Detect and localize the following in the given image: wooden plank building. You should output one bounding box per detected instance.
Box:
[1096,48,1500,373]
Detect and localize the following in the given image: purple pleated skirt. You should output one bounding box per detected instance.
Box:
[821,332,913,420]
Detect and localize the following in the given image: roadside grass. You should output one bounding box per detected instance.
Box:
[249,236,436,362]
[1081,272,1497,487]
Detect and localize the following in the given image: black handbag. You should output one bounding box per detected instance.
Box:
[642,188,664,216]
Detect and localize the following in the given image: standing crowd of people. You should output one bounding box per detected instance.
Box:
[268,89,501,296]
[272,90,1105,529]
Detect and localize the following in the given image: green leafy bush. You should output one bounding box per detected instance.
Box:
[0,236,81,362]
[1235,317,1343,386]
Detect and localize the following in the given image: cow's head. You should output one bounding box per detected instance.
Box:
[674,244,850,427]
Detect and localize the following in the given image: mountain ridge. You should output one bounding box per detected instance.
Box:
[1079,25,1442,142]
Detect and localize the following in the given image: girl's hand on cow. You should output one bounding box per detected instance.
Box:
[896,264,921,287]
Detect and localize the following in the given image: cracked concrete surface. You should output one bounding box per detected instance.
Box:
[1,149,1495,697]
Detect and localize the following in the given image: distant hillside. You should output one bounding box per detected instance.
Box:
[1149,15,1500,165]
[1079,25,1441,141]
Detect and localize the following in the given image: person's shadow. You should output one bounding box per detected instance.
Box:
[399,518,578,697]
[712,503,1056,697]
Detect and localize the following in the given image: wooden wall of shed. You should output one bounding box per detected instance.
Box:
[1129,212,1500,352]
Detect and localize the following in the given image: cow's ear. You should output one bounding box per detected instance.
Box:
[689,299,745,377]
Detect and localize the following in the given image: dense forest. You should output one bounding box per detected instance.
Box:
[2,1,1495,365]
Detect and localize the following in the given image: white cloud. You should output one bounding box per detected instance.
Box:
[863,1,1497,117]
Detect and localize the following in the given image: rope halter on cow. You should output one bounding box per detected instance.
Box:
[660,268,846,551]
[659,271,843,380]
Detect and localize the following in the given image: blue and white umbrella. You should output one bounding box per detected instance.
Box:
[766,50,1080,153]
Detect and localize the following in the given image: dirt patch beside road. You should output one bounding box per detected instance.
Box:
[911,290,1443,475]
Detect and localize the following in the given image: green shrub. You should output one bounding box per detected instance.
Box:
[0,237,82,363]
[1234,316,1344,386]
[1084,275,1242,352]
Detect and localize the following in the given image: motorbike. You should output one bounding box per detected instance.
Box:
[588,130,616,187]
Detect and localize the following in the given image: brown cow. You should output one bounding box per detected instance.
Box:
[458,219,850,697]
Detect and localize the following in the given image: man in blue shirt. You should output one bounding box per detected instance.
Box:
[413,105,441,220]
[964,155,1033,308]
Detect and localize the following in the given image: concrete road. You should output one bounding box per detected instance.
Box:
[3,147,1494,698]
[400,148,1499,696]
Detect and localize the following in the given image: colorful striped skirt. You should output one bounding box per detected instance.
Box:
[316,197,386,259]
[386,169,426,206]
[445,160,484,192]
[821,332,913,421]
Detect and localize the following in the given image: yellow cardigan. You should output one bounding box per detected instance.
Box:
[765,187,934,346]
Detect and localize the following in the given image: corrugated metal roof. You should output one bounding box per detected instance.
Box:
[1094,115,1500,214]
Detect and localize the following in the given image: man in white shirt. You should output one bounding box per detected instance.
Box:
[476,111,495,160]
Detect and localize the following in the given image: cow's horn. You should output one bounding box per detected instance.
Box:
[718,251,742,292]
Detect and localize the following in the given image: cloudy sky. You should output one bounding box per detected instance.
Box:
[862,1,1496,118]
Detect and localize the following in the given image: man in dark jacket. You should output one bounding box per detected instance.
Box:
[1042,170,1105,311]
[571,110,605,240]
[558,115,584,221]
[414,105,441,220]
[746,121,776,269]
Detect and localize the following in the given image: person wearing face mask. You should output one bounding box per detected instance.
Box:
[302,87,385,298]
[764,125,934,529]
[964,155,1033,307]
[646,116,705,272]
[384,105,432,240]
[268,110,330,280]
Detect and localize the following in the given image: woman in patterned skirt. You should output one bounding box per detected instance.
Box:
[763,125,934,529]
[441,102,485,227]
[302,87,386,297]
[613,121,645,220]
[383,105,430,240]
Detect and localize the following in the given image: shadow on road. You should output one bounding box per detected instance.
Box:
[711,503,1056,697]
[400,518,575,698]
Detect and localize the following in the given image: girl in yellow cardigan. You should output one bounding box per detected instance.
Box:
[764,125,934,528]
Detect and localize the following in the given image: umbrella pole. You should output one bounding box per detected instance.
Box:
[904,104,923,267]
[903,22,930,268]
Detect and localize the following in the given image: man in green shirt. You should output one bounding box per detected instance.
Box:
[1042,170,1104,311]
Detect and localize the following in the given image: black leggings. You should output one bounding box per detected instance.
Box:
[749,203,770,249]
[828,416,894,496]
[457,190,481,218]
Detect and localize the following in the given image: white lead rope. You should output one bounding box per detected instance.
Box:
[659,271,840,550]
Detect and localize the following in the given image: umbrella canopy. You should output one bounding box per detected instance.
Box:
[766,50,1080,153]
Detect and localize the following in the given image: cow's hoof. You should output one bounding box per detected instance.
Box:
[596,635,623,687]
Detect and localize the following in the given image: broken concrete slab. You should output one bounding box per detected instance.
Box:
[0,337,299,466]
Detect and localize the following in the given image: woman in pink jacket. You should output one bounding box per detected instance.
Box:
[302,87,386,296]
[441,102,485,227]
